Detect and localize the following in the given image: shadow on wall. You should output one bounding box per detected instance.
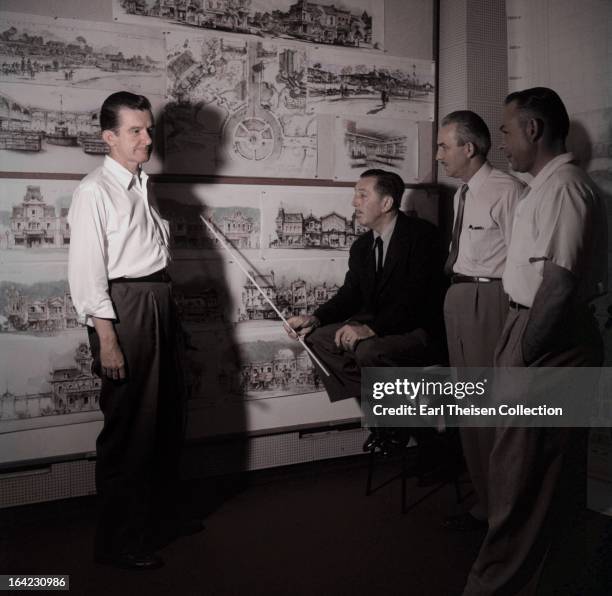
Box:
[153,101,249,480]
[569,118,612,363]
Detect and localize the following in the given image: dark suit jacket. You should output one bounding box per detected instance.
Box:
[313,211,443,338]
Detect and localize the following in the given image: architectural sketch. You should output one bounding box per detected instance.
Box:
[333,116,418,181]
[0,84,165,173]
[238,259,345,321]
[0,327,102,434]
[167,257,235,327]
[0,341,99,423]
[0,13,165,94]
[308,49,435,121]
[0,180,77,255]
[1,281,78,334]
[272,205,364,249]
[260,185,365,257]
[2,185,70,250]
[113,0,383,50]
[164,33,316,177]
[185,324,321,404]
[153,182,262,256]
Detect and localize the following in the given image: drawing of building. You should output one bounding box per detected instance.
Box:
[4,287,79,332]
[0,92,102,152]
[0,25,160,79]
[240,272,339,321]
[8,185,70,249]
[273,206,366,248]
[174,287,223,324]
[0,343,100,420]
[241,270,277,320]
[159,199,259,250]
[241,348,317,393]
[277,1,371,46]
[218,210,258,249]
[145,0,250,31]
[344,122,407,168]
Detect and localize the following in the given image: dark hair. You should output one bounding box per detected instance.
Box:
[99,91,152,132]
[440,110,491,157]
[505,87,570,141]
[360,169,405,210]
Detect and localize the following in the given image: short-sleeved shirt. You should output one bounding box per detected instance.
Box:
[452,162,525,278]
[503,153,608,307]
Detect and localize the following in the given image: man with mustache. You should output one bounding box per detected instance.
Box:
[436,110,524,531]
[68,91,190,570]
[285,169,445,456]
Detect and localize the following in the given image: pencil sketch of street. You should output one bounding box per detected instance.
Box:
[260,186,365,257]
[308,49,435,121]
[154,182,262,256]
[0,84,165,173]
[184,324,322,404]
[0,330,102,434]
[164,32,316,177]
[113,0,384,50]
[237,259,345,322]
[333,116,418,182]
[0,13,164,95]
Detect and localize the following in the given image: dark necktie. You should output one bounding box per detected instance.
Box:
[444,184,468,276]
[374,236,384,282]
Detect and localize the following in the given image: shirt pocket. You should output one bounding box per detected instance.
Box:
[464,225,499,264]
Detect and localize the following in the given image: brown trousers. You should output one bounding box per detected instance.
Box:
[444,280,508,520]
[89,279,185,555]
[463,306,603,595]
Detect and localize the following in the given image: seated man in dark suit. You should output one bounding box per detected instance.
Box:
[285,169,445,454]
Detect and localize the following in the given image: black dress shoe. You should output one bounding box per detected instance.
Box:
[95,550,164,570]
[363,431,380,452]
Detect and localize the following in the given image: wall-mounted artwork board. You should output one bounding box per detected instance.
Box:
[0,0,437,469]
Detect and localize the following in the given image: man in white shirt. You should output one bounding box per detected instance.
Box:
[463,88,607,595]
[68,92,185,570]
[437,110,524,531]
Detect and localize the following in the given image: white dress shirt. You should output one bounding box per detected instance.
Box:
[68,156,170,325]
[452,161,525,278]
[503,153,608,307]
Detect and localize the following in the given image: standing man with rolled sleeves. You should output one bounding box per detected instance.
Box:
[68,91,193,570]
[437,110,524,531]
[463,87,607,595]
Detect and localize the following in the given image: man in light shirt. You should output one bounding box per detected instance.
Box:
[437,110,524,531]
[68,91,187,570]
[463,87,607,595]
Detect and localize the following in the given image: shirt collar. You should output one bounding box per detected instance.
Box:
[373,213,398,245]
[103,155,148,190]
[466,161,491,196]
[527,153,575,194]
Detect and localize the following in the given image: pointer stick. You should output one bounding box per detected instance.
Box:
[200,215,330,377]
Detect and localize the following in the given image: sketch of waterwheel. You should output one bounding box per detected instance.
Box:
[225,106,283,162]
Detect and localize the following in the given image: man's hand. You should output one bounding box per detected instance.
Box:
[284,315,320,339]
[334,322,375,352]
[93,318,126,380]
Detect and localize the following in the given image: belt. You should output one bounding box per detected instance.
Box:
[508,300,528,310]
[109,268,170,284]
[451,274,500,284]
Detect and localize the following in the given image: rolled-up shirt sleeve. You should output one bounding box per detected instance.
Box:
[68,183,116,325]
